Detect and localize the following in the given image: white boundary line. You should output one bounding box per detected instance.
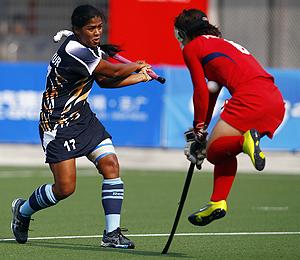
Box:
[1,231,300,242]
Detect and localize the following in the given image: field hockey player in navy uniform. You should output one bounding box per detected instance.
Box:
[11,4,153,249]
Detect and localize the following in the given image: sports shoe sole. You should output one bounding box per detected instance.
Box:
[188,208,226,226]
[100,241,134,249]
[249,129,265,171]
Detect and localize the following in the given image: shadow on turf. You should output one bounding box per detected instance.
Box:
[14,240,192,258]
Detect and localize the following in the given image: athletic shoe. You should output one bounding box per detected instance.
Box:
[243,129,265,171]
[188,200,227,226]
[101,228,135,249]
[11,198,31,244]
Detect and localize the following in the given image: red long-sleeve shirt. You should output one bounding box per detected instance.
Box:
[182,35,273,127]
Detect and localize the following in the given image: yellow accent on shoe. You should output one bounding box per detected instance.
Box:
[259,152,265,159]
[243,130,255,163]
[243,129,266,171]
[188,200,227,226]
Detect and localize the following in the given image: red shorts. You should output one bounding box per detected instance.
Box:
[220,78,285,138]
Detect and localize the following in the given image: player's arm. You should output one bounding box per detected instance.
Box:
[66,41,149,79]
[183,43,209,133]
[95,70,151,88]
[93,59,150,79]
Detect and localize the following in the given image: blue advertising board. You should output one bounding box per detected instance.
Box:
[262,69,300,150]
[89,72,164,147]
[163,67,300,151]
[0,62,47,143]
[0,62,299,150]
[0,62,164,147]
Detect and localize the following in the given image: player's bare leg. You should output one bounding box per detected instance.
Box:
[11,160,74,244]
[50,159,77,200]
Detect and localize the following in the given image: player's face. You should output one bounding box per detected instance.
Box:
[174,27,189,49]
[76,16,103,48]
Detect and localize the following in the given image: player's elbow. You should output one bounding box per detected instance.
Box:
[110,72,122,79]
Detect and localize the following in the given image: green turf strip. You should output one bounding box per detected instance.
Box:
[0,167,299,259]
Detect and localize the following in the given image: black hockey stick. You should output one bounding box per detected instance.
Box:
[161,162,196,254]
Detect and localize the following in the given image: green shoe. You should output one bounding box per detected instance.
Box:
[243,129,265,171]
[188,200,227,226]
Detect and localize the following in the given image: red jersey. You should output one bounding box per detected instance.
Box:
[182,35,284,137]
[183,35,273,93]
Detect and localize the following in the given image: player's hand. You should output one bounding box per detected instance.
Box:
[135,60,151,70]
[139,68,152,82]
[184,128,207,170]
[184,141,206,170]
[135,60,147,65]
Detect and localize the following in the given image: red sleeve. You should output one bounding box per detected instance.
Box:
[183,41,209,127]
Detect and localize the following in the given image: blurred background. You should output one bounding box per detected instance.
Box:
[0,0,299,171]
[0,0,298,66]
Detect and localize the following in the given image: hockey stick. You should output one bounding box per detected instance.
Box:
[100,44,166,84]
[111,54,166,84]
[53,30,166,84]
[161,162,196,254]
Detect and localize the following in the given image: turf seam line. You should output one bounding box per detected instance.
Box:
[1,231,300,242]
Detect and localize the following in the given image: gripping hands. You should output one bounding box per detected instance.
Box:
[184,128,208,170]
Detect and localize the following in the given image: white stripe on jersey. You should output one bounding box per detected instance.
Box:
[65,40,102,75]
[42,129,57,151]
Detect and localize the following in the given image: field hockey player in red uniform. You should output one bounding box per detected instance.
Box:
[174,9,285,226]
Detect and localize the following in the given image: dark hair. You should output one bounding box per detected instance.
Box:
[174,9,221,39]
[71,4,105,28]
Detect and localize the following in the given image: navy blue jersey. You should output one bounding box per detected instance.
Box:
[40,35,103,131]
[39,35,111,163]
